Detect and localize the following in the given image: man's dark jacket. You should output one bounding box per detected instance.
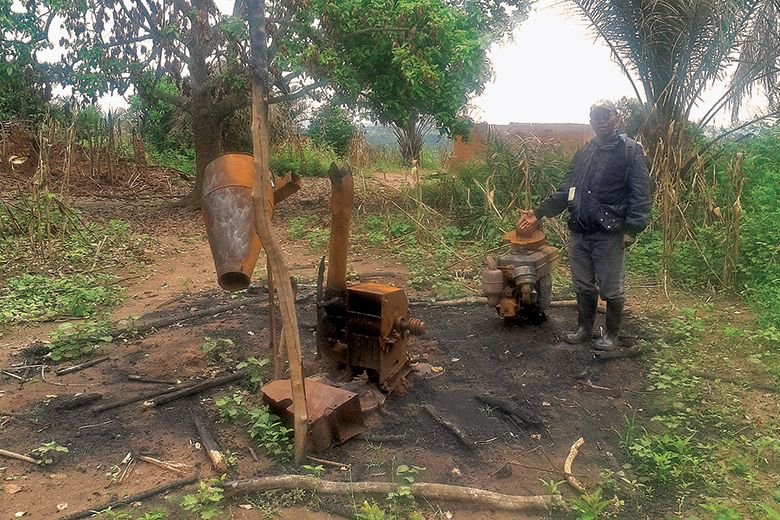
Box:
[535,135,652,237]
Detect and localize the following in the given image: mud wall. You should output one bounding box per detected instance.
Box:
[450,122,594,167]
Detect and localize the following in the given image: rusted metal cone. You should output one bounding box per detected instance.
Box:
[202,153,273,291]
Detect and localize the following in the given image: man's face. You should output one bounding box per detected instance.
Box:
[590,108,618,139]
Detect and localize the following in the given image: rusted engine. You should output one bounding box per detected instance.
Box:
[317,164,425,391]
[482,222,559,323]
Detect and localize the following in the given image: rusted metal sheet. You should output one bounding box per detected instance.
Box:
[273,171,301,205]
[262,378,365,453]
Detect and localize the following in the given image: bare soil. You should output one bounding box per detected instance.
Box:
[0,172,651,520]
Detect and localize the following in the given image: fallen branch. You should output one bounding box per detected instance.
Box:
[0,448,40,465]
[410,296,486,307]
[92,382,197,413]
[564,437,586,492]
[117,298,267,336]
[143,371,247,408]
[2,370,25,381]
[128,375,179,385]
[475,395,542,426]
[58,475,198,520]
[136,454,188,475]
[225,475,559,511]
[55,356,110,376]
[422,404,474,450]
[52,393,104,410]
[194,414,228,471]
[307,455,350,469]
[549,300,607,314]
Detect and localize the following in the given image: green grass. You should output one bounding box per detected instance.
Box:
[270,142,339,178]
[610,299,780,519]
[287,216,330,251]
[0,273,122,325]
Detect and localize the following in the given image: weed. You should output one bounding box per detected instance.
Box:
[570,487,618,519]
[202,336,235,364]
[236,356,270,391]
[385,463,425,512]
[625,431,711,491]
[302,464,325,478]
[698,499,743,519]
[538,478,566,496]
[0,273,121,325]
[247,406,293,460]
[181,475,226,520]
[30,441,69,465]
[287,216,330,250]
[47,318,113,361]
[246,488,313,518]
[355,501,389,520]
[214,391,247,422]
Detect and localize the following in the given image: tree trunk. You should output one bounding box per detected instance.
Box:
[186,105,222,207]
[179,0,224,209]
[132,125,146,166]
[393,112,435,165]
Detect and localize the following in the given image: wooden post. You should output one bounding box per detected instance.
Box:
[267,258,282,379]
[246,0,308,464]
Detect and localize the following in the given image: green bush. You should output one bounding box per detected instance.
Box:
[148,147,196,177]
[307,104,357,157]
[270,142,337,178]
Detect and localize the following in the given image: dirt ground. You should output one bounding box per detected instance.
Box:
[0,174,651,520]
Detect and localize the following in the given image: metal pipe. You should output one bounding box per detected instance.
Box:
[325,163,354,295]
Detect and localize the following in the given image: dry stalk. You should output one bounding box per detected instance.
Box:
[722,152,745,288]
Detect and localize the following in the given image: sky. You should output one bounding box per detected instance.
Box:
[40,0,757,127]
[471,0,636,125]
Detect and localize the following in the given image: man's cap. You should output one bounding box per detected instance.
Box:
[590,99,618,115]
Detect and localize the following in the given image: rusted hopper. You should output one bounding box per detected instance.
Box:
[202,153,300,291]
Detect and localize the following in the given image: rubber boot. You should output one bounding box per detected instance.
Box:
[594,299,624,351]
[564,293,598,344]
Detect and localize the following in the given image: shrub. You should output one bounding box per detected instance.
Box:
[270,142,337,178]
[307,105,357,157]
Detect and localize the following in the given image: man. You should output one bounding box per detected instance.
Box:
[518,100,652,350]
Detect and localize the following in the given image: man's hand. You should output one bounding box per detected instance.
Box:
[517,210,538,231]
[623,233,636,248]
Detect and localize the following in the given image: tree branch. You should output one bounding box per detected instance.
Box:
[268,80,326,104]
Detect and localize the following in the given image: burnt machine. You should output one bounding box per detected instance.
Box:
[482,220,559,323]
[317,164,425,391]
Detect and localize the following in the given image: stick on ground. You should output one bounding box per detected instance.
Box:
[194,414,228,471]
[475,395,543,426]
[564,437,586,492]
[225,475,560,511]
[0,448,40,465]
[55,356,110,376]
[58,475,198,520]
[92,382,197,414]
[422,403,474,450]
[136,454,188,475]
[143,371,247,408]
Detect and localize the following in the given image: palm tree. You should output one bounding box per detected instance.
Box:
[569,0,778,150]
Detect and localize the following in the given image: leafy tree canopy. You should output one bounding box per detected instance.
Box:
[309,0,530,135]
[0,0,60,121]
